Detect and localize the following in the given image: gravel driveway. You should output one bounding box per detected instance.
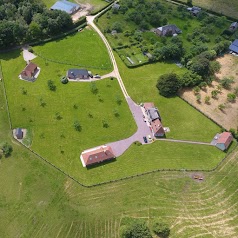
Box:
[106,97,152,157]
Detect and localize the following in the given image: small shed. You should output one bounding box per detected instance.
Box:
[229,39,238,54]
[216,132,233,151]
[229,22,238,31]
[112,3,120,10]
[15,128,23,139]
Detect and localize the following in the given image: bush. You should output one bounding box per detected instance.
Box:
[61,76,68,84]
[47,80,56,91]
[227,93,236,102]
[156,73,181,97]
[120,220,152,238]
[74,120,82,131]
[180,71,202,87]
[1,142,13,157]
[220,77,234,89]
[152,220,170,238]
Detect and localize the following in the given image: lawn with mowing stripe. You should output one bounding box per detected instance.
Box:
[0,77,238,236]
[33,29,112,74]
[115,54,222,142]
[1,48,136,184]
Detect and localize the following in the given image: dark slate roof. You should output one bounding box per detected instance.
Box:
[157,24,182,36]
[148,108,161,121]
[15,128,23,139]
[230,22,238,27]
[112,3,120,9]
[67,69,89,79]
[50,1,80,14]
[229,39,238,53]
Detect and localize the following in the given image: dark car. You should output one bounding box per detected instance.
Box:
[143,136,147,143]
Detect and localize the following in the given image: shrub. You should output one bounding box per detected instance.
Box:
[220,77,234,89]
[74,120,82,131]
[227,93,236,102]
[102,119,109,128]
[152,219,170,238]
[61,76,68,84]
[47,80,56,91]
[120,220,152,238]
[205,96,210,104]
[211,90,219,99]
[234,87,238,96]
[193,86,200,95]
[218,104,225,111]
[196,94,201,102]
[90,82,98,94]
[1,142,13,157]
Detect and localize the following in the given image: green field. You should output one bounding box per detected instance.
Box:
[178,0,238,19]
[0,80,238,236]
[1,27,228,185]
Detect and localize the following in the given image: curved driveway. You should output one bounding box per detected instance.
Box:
[87,14,153,156]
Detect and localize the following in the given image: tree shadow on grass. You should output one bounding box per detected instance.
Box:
[0,49,21,61]
[86,158,117,170]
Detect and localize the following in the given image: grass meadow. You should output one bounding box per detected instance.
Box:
[178,0,238,19]
[1,27,227,184]
[0,79,238,236]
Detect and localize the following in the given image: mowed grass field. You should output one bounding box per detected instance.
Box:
[115,54,223,142]
[0,81,238,237]
[1,27,228,185]
[178,0,238,19]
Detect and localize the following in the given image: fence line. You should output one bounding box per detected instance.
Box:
[35,52,111,70]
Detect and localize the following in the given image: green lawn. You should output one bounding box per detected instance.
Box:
[1,62,238,236]
[33,29,112,74]
[115,54,222,142]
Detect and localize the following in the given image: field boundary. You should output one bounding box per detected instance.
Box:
[166,0,238,21]
[34,52,112,70]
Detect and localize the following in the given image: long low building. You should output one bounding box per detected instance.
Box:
[50,0,80,15]
[143,102,165,137]
[229,39,238,54]
[67,69,92,80]
[80,145,115,167]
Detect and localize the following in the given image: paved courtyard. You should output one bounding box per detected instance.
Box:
[106,97,152,157]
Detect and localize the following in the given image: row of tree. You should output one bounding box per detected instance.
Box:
[0,0,73,48]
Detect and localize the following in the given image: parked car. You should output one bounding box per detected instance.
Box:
[147,135,152,141]
[94,74,101,78]
[143,136,147,143]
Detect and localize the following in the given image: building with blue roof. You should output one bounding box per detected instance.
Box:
[229,39,238,54]
[50,1,80,15]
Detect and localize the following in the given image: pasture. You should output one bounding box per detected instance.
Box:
[178,0,238,19]
[0,80,237,236]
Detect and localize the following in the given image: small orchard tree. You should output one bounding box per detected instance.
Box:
[74,120,82,132]
[156,73,181,97]
[205,96,211,104]
[199,82,207,91]
[193,86,200,95]
[47,80,56,91]
[152,220,170,238]
[102,119,109,128]
[220,77,234,89]
[227,93,236,102]
[1,142,13,157]
[116,95,122,105]
[211,90,219,99]
[90,82,98,95]
[196,94,201,102]
[234,87,238,96]
[218,104,225,111]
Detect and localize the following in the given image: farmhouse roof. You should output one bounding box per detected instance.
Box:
[157,24,182,36]
[15,128,23,139]
[217,132,233,149]
[148,107,161,121]
[143,102,155,110]
[151,119,164,135]
[50,1,80,14]
[112,3,120,9]
[230,22,238,28]
[80,145,115,167]
[21,62,37,78]
[229,39,238,53]
[67,69,89,79]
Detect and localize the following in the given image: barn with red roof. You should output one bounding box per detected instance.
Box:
[215,132,233,151]
[80,145,115,167]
